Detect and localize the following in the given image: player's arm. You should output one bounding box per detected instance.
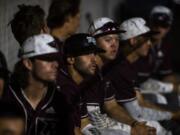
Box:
[103,98,156,135]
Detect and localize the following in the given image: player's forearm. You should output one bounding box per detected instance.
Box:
[104,100,136,126]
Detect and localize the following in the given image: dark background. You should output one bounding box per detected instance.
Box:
[0,0,180,72]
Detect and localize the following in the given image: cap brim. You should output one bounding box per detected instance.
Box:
[33,52,60,61]
[141,30,160,37]
[95,30,125,38]
[78,46,106,56]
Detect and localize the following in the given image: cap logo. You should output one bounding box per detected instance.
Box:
[86,36,96,46]
[20,34,59,59]
[48,40,59,50]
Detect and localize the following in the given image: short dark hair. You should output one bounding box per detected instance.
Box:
[12,59,34,89]
[47,0,80,29]
[0,101,24,119]
[10,4,45,46]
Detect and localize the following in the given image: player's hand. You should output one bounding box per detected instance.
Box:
[131,121,156,135]
[172,111,180,120]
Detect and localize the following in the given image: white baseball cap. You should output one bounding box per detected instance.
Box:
[88,17,124,37]
[119,17,157,40]
[19,34,60,60]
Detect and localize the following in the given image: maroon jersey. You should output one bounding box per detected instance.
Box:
[103,59,137,103]
[151,42,173,78]
[133,41,173,83]
[81,73,115,113]
[3,80,71,135]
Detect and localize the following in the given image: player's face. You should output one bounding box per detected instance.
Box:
[74,53,97,76]
[151,26,170,40]
[96,34,119,61]
[31,59,59,82]
[136,37,151,57]
[0,118,24,135]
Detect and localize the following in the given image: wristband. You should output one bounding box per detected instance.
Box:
[130,120,139,128]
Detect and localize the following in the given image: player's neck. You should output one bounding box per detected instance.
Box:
[51,27,68,41]
[23,77,48,109]
[127,52,139,63]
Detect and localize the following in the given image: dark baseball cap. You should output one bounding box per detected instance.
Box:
[64,33,105,57]
[150,13,172,27]
[150,6,173,27]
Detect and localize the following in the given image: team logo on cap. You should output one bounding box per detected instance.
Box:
[86,36,96,46]
[48,40,60,50]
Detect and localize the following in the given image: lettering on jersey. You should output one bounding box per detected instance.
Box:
[45,107,56,114]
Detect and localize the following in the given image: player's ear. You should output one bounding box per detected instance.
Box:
[23,58,33,71]
[129,38,137,47]
[41,21,50,34]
